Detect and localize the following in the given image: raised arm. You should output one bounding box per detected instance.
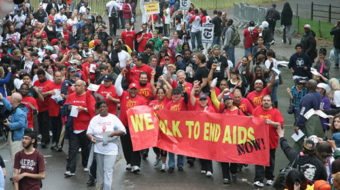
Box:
[114,70,126,97]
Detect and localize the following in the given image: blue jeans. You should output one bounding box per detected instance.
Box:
[168,153,184,168]
[244,47,253,57]
[270,79,280,102]
[225,46,235,65]
[191,31,202,50]
[211,35,221,49]
[334,48,340,66]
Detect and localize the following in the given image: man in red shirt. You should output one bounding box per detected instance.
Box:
[33,22,48,39]
[126,55,153,84]
[19,84,38,129]
[97,75,119,115]
[136,23,152,52]
[246,74,275,108]
[33,69,53,148]
[13,129,45,190]
[136,72,153,103]
[82,54,98,84]
[171,70,193,95]
[42,71,63,151]
[121,22,136,50]
[64,80,96,177]
[233,89,253,115]
[243,21,259,57]
[115,70,146,173]
[252,95,283,187]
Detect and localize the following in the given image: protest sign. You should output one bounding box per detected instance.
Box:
[127,106,270,166]
[144,2,160,15]
[180,0,190,11]
[201,23,214,43]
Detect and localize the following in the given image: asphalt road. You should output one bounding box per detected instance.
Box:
[1,1,339,189]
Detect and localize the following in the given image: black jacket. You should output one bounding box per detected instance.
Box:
[331,27,340,49]
[300,30,317,60]
[280,137,327,182]
[281,7,293,26]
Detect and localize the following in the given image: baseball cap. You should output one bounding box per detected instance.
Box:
[317,83,331,93]
[69,44,79,50]
[23,128,37,140]
[128,83,138,89]
[44,45,54,52]
[304,24,311,29]
[199,93,208,100]
[73,72,82,78]
[175,53,182,58]
[68,66,76,73]
[223,94,232,101]
[103,74,114,82]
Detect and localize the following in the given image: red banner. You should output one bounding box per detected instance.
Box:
[127,106,270,166]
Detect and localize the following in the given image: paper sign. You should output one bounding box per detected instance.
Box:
[90,64,96,73]
[88,83,100,91]
[315,110,329,119]
[277,61,289,67]
[311,68,319,76]
[144,2,160,14]
[70,105,79,117]
[291,130,305,142]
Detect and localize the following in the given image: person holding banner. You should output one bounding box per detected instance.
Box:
[114,69,146,173]
[165,87,188,173]
[190,81,214,177]
[253,95,283,187]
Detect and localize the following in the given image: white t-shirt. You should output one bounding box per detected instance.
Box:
[164,8,171,24]
[13,14,26,30]
[87,114,126,155]
[334,90,340,108]
[265,58,279,80]
[54,13,67,32]
[106,1,121,17]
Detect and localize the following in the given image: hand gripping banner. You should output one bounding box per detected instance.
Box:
[127,106,269,166]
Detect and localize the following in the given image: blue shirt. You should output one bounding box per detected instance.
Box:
[291,86,307,110]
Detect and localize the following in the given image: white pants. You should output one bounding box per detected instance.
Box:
[8,133,22,160]
[96,153,117,190]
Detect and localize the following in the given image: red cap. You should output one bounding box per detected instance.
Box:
[51,38,58,46]
[128,83,138,89]
[94,39,101,46]
[34,60,40,64]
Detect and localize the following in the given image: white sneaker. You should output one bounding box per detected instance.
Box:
[266,179,274,186]
[131,165,140,173]
[64,171,75,177]
[200,170,206,174]
[160,164,166,172]
[83,168,89,172]
[254,181,264,187]
[126,164,131,171]
[206,171,212,177]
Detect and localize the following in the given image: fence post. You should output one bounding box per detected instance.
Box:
[319,20,322,37]
[296,4,299,17]
[297,16,300,34]
[311,2,313,20]
[329,4,332,23]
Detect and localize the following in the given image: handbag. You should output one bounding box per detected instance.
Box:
[287,99,294,114]
[273,156,299,190]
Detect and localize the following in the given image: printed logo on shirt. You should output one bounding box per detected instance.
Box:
[170,104,180,111]
[139,88,150,97]
[253,95,264,106]
[127,100,137,108]
[20,159,37,171]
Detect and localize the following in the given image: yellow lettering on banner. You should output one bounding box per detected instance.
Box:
[194,121,200,140]
[248,127,255,141]
[238,127,247,144]
[159,119,167,134]
[214,124,221,142]
[172,120,182,138]
[233,126,237,144]
[144,113,154,130]
[204,123,209,141]
[186,121,194,138]
[222,125,231,144]
[130,114,144,132]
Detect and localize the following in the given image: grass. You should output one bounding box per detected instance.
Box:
[292,17,335,42]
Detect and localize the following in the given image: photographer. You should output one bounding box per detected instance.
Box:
[0,92,28,159]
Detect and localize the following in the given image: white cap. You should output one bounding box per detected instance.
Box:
[304,24,311,29]
[261,21,269,28]
[317,83,331,93]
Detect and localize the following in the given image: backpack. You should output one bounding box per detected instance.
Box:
[230,26,240,46]
[110,6,117,18]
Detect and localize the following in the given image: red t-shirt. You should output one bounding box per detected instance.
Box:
[237,98,254,115]
[127,64,153,84]
[252,106,284,149]
[33,79,53,112]
[21,96,38,129]
[65,91,95,131]
[137,32,152,52]
[222,106,244,115]
[171,81,192,95]
[44,81,63,117]
[14,149,45,190]
[33,30,47,39]
[119,91,146,126]
[82,62,98,83]
[246,87,270,108]
[243,28,259,48]
[59,47,69,55]
[97,84,119,115]
[188,94,213,111]
[192,103,215,113]
[136,83,153,103]
[121,29,136,50]
[149,97,170,110]
[165,98,187,111]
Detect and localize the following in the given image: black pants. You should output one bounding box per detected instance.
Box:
[50,115,62,144]
[118,10,124,29]
[38,111,50,144]
[109,16,118,36]
[200,159,213,172]
[268,20,276,35]
[121,127,141,166]
[221,162,238,179]
[66,131,90,173]
[89,158,96,180]
[254,149,276,182]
